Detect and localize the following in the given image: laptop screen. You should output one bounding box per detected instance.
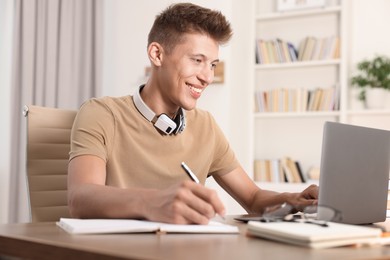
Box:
[318,122,390,224]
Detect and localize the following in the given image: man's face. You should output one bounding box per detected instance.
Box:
[158,33,219,112]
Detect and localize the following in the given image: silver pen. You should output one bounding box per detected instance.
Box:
[181,162,200,184]
[180,161,225,220]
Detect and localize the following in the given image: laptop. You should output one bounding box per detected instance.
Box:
[318,121,390,224]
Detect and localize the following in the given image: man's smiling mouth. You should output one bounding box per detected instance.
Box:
[187,83,203,94]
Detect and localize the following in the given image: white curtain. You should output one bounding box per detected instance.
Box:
[9,0,103,223]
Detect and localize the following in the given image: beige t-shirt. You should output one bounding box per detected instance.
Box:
[69,95,239,189]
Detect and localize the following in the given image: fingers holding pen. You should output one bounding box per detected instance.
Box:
[147,180,225,225]
[169,182,213,225]
[167,181,224,224]
[147,162,225,224]
[182,180,226,220]
[180,162,225,218]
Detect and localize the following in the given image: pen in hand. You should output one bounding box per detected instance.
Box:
[181,162,200,184]
[180,162,225,220]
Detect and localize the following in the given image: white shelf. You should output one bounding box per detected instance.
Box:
[255,59,341,70]
[256,6,342,21]
[347,109,390,116]
[254,111,340,119]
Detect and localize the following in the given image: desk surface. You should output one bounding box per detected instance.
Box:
[1,218,390,260]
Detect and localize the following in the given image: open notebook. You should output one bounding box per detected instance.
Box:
[57,218,239,235]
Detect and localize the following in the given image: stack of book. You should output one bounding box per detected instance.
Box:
[255,38,298,64]
[253,157,306,183]
[255,36,340,64]
[254,86,339,113]
[298,36,340,61]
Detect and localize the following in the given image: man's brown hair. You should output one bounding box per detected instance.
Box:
[148,3,233,53]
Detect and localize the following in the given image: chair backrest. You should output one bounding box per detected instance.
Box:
[23,105,77,222]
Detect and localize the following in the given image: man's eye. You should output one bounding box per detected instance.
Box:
[191,58,202,63]
[211,63,217,69]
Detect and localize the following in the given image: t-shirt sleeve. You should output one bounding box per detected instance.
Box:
[69,98,115,162]
[207,112,240,177]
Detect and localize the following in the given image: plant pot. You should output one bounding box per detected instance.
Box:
[386,91,390,109]
[365,88,387,109]
[349,88,365,110]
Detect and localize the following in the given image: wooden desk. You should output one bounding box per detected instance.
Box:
[1,218,390,260]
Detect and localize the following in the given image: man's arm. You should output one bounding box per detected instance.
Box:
[67,155,225,224]
[213,166,318,214]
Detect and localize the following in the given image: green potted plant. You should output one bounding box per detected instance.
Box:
[350,55,390,109]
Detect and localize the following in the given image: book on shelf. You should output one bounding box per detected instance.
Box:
[294,161,307,183]
[261,35,340,63]
[279,39,292,63]
[254,159,284,183]
[298,35,340,61]
[279,157,295,183]
[308,88,323,111]
[299,36,316,61]
[281,157,305,183]
[307,166,320,180]
[254,86,338,113]
[253,157,306,183]
[255,38,298,64]
[287,42,298,61]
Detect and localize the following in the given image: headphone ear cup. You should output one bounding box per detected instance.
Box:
[173,108,186,134]
[133,85,186,135]
[154,114,177,135]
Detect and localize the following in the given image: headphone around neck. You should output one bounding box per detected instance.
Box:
[133,85,186,135]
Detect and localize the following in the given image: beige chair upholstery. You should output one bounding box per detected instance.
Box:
[23,105,77,222]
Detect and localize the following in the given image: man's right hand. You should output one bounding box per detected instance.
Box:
[143,180,225,225]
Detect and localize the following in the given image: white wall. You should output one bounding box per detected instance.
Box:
[0,0,13,224]
[347,0,390,111]
[349,0,390,65]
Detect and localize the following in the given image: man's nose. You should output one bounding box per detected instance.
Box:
[198,65,214,85]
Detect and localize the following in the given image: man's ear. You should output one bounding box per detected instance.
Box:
[148,42,164,66]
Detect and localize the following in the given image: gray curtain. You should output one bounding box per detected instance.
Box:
[9,0,103,223]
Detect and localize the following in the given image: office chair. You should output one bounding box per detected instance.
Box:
[23,105,77,222]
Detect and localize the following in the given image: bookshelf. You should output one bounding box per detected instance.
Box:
[250,0,390,192]
[251,0,347,188]
[208,0,390,215]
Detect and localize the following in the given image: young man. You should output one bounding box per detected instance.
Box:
[68,3,318,224]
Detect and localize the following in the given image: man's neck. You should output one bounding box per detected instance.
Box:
[140,83,179,118]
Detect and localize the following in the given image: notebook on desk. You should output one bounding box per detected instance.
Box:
[247,219,382,249]
[56,218,239,235]
[318,121,390,225]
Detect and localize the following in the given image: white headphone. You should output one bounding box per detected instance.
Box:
[133,85,186,135]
